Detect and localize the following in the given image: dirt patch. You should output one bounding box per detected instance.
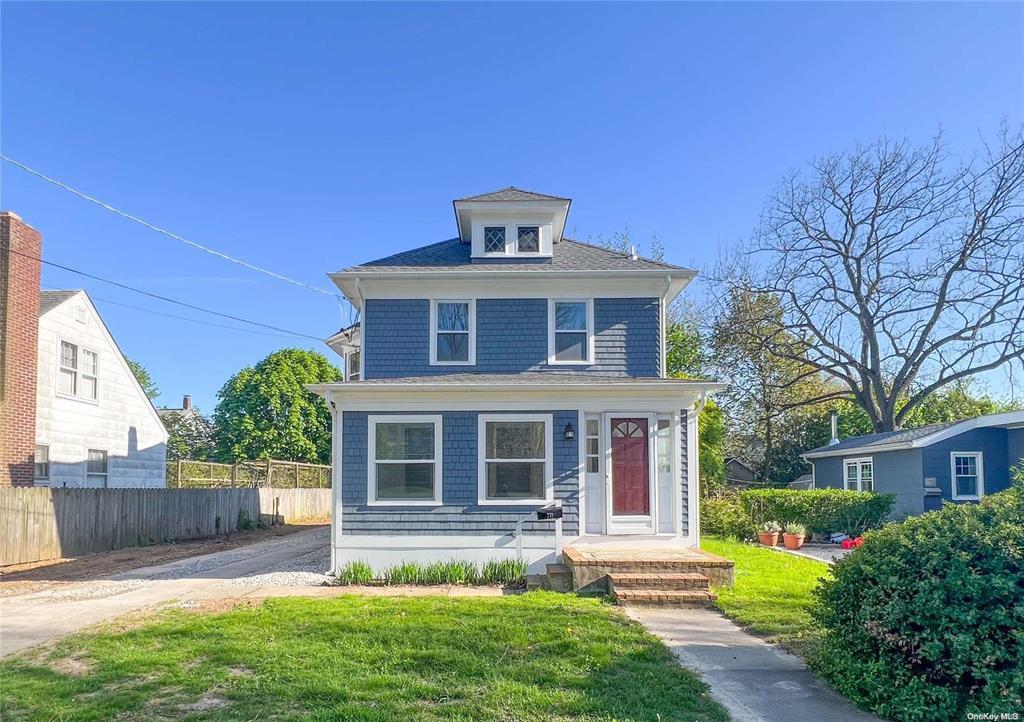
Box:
[49,653,94,677]
[177,693,230,713]
[0,523,327,597]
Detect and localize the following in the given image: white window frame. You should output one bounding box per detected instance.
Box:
[477,413,553,506]
[367,414,443,506]
[843,457,873,492]
[34,444,50,483]
[429,299,476,366]
[86,449,108,487]
[344,349,361,382]
[950,451,984,501]
[482,226,508,255]
[547,298,594,365]
[56,339,99,403]
[516,225,542,254]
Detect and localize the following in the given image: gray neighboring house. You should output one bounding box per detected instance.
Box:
[803,411,1024,517]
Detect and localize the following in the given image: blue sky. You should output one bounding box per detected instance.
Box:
[2,2,1022,412]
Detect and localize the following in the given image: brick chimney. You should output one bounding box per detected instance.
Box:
[182,394,192,411]
[0,212,42,487]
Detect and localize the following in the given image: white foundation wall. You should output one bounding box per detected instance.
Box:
[332,534,563,574]
[35,294,168,488]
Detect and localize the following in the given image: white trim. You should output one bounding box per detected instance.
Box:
[333,533,563,574]
[843,457,873,492]
[804,410,1024,459]
[366,414,443,506]
[547,298,595,365]
[55,338,101,404]
[429,299,476,366]
[330,405,342,572]
[343,349,361,382]
[477,413,554,506]
[576,409,587,536]
[605,412,657,535]
[950,451,985,500]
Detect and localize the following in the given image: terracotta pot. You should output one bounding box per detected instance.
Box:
[757,531,780,547]
[783,533,805,550]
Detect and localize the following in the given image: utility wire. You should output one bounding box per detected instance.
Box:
[1,154,341,298]
[12,247,325,341]
[43,286,309,341]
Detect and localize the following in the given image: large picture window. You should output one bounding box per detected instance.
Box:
[478,414,552,504]
[548,299,592,364]
[430,300,475,365]
[950,452,984,500]
[368,415,442,505]
[843,457,873,492]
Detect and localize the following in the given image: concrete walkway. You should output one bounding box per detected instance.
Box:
[0,527,329,658]
[627,607,880,722]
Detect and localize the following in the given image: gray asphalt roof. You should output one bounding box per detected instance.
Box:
[804,419,962,455]
[344,372,716,386]
[455,187,570,202]
[341,238,688,274]
[39,290,81,316]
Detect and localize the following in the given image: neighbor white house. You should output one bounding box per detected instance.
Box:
[33,290,168,488]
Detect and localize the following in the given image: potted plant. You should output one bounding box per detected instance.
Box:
[757,521,782,547]
[783,522,807,550]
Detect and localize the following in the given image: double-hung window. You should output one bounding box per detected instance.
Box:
[58,341,98,401]
[346,350,361,382]
[368,415,442,505]
[87,449,108,487]
[34,444,50,483]
[548,299,592,364]
[843,458,873,492]
[430,300,475,365]
[950,452,984,500]
[478,414,552,504]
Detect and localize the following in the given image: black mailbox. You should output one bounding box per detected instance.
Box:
[536,505,563,521]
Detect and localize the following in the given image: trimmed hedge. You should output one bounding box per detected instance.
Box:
[812,484,1024,720]
[739,489,894,536]
[700,494,756,539]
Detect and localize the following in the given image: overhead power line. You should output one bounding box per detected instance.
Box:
[13,247,324,341]
[1,154,341,298]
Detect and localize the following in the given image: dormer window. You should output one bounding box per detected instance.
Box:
[484,227,506,254]
[517,226,540,253]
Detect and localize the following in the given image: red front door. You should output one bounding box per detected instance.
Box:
[610,417,650,516]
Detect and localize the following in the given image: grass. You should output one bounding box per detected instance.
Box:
[701,536,832,652]
[0,593,728,722]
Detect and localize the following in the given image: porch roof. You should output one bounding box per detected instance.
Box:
[308,372,725,395]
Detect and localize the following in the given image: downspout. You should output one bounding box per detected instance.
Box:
[690,389,709,547]
[326,394,339,573]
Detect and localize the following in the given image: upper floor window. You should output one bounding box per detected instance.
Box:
[548,299,593,364]
[35,444,50,482]
[844,458,873,492]
[483,226,506,254]
[517,226,540,253]
[951,452,984,500]
[346,350,361,382]
[58,341,98,401]
[430,300,475,365]
[368,415,442,505]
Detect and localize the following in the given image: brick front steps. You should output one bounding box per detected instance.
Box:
[608,572,717,607]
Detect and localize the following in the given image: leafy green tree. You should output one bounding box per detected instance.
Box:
[698,399,726,495]
[213,349,341,463]
[126,358,160,400]
[163,409,215,461]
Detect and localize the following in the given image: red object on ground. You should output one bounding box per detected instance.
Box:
[853,537,864,547]
[840,539,855,550]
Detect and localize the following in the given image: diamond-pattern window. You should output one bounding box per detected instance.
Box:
[517,226,540,253]
[484,226,506,253]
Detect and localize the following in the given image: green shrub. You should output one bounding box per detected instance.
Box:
[700,494,756,539]
[335,560,374,585]
[481,558,528,586]
[384,561,425,585]
[739,488,893,536]
[812,485,1024,720]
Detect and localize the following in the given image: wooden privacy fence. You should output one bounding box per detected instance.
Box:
[167,459,331,489]
[0,487,332,567]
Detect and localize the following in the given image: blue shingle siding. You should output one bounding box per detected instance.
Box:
[922,427,1012,501]
[1010,429,1024,474]
[363,297,661,378]
[341,410,580,536]
[680,409,689,537]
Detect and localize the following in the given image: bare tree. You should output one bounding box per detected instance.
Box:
[722,126,1024,432]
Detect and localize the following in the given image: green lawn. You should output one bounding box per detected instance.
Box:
[701,536,832,652]
[0,593,728,722]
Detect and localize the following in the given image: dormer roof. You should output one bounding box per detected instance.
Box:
[455,187,571,202]
[453,187,571,248]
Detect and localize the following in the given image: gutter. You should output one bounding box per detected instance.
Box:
[307,380,727,397]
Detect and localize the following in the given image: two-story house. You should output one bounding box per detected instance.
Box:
[311,188,724,573]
